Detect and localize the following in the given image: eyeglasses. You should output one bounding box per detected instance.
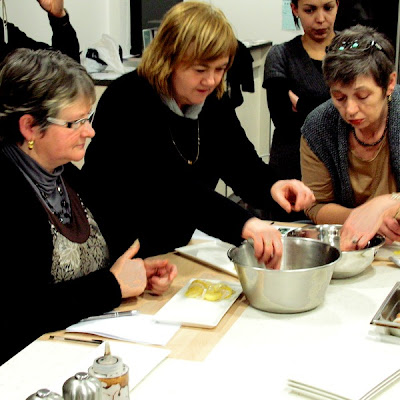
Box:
[47,109,95,130]
[326,39,384,54]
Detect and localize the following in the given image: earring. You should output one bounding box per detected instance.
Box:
[28,140,34,150]
[388,93,392,103]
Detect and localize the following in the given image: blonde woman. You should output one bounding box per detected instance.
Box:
[82,1,315,267]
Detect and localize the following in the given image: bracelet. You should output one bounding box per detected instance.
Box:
[392,192,400,201]
[392,193,400,219]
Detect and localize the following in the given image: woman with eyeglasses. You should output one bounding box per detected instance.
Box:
[262,0,338,222]
[0,48,177,365]
[300,25,400,249]
[82,1,315,268]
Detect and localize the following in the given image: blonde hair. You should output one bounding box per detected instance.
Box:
[137,1,238,99]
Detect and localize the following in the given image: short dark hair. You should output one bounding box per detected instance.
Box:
[290,0,339,28]
[323,25,395,90]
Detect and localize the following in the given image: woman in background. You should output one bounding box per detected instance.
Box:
[300,25,400,248]
[82,1,315,267]
[0,48,177,365]
[263,0,338,221]
[0,0,80,62]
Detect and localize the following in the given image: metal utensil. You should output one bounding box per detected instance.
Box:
[287,224,385,279]
[389,256,400,268]
[371,281,400,337]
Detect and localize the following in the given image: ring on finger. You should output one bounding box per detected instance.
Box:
[351,237,359,244]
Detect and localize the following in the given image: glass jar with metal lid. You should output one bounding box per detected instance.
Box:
[88,342,130,400]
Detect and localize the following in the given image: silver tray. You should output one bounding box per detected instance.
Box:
[371,282,400,337]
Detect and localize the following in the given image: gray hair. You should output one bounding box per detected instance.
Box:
[323,25,395,90]
[0,48,95,146]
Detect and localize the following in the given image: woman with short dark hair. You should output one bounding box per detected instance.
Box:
[300,25,400,248]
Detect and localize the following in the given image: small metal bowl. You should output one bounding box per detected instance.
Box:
[227,237,341,313]
[287,224,385,279]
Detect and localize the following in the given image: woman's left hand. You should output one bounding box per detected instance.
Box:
[143,258,178,295]
[37,0,66,18]
[271,179,315,214]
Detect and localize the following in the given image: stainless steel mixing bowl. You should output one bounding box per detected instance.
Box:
[287,224,385,279]
[227,237,341,313]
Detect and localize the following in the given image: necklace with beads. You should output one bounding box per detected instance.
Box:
[169,119,200,165]
[352,127,387,147]
[35,176,71,223]
[351,109,389,148]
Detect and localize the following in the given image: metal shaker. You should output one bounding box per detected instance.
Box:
[62,372,102,400]
[88,342,130,400]
[26,389,63,400]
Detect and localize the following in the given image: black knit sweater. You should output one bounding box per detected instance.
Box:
[0,12,80,62]
[263,35,331,180]
[0,155,121,365]
[82,71,279,259]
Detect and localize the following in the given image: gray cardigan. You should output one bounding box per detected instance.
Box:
[301,85,400,207]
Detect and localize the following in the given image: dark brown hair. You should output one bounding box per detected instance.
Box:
[323,25,395,89]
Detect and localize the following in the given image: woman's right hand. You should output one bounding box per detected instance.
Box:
[241,217,283,269]
[340,195,400,250]
[110,239,147,298]
[377,216,400,245]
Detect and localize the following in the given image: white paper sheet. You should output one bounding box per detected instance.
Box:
[66,314,180,346]
[287,332,400,400]
[0,340,170,400]
[175,241,237,276]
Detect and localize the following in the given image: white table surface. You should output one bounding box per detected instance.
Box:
[2,262,400,400]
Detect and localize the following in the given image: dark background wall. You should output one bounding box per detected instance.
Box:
[142,0,182,29]
[130,0,182,55]
[335,0,399,49]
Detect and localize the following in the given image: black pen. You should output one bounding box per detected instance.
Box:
[49,335,103,345]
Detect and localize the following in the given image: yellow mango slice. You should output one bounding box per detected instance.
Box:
[184,280,234,301]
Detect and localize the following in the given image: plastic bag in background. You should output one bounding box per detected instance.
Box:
[82,34,125,75]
